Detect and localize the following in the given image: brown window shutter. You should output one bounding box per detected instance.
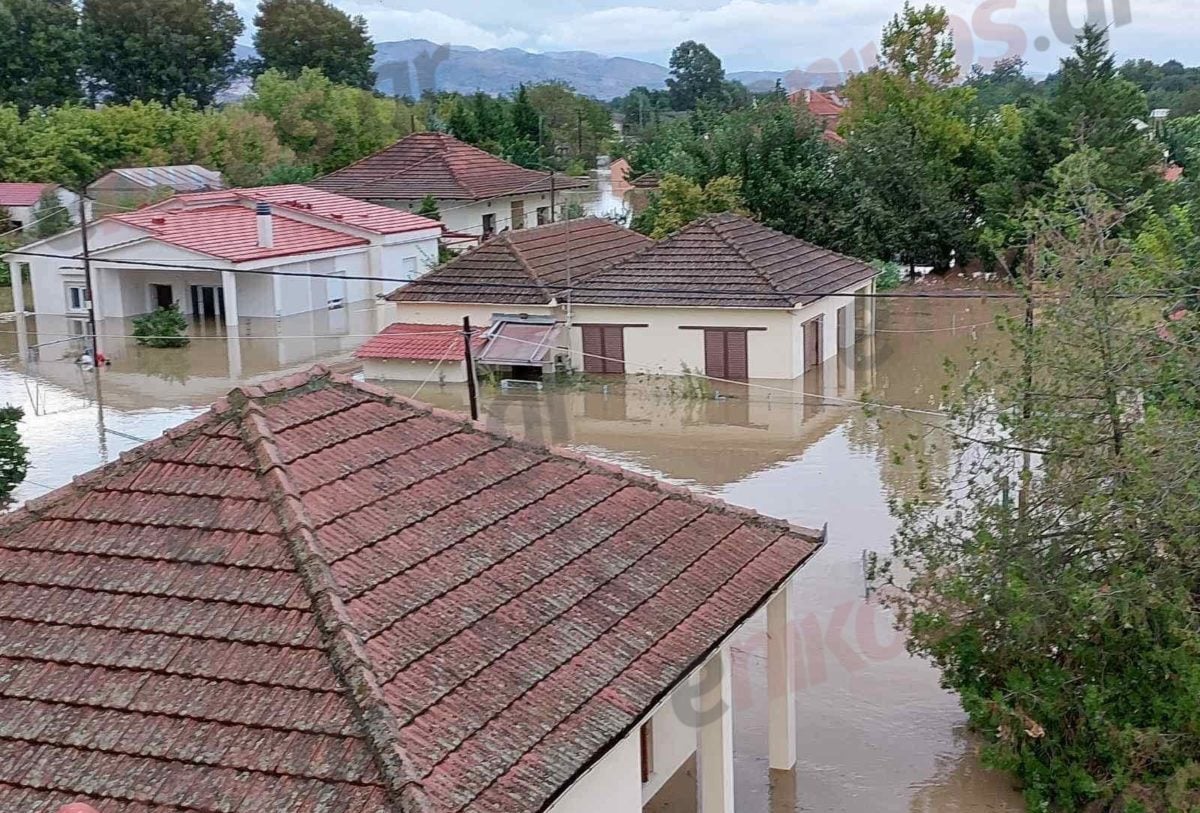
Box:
[581,325,604,373]
[602,326,626,374]
[704,329,726,379]
[726,329,748,381]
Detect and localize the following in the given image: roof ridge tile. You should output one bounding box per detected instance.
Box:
[232,387,431,813]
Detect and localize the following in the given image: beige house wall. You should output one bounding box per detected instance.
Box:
[391,301,556,329]
[362,357,469,384]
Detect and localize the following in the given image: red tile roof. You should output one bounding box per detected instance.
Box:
[169,184,441,236]
[1164,163,1184,182]
[388,217,652,305]
[356,322,484,361]
[310,132,588,201]
[111,204,368,262]
[572,212,877,308]
[0,368,824,813]
[0,182,56,207]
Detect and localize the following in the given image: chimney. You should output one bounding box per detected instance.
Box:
[256,201,273,248]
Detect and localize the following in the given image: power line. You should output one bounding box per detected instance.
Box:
[3,245,1170,302]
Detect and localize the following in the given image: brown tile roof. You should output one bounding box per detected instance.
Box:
[0,367,824,813]
[572,212,877,308]
[310,132,588,201]
[387,218,652,306]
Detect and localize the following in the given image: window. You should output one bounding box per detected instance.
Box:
[703,328,750,381]
[580,325,626,374]
[803,316,823,371]
[66,284,88,313]
[481,213,496,238]
[326,270,346,310]
[536,206,550,226]
[640,721,654,783]
[510,200,526,230]
[401,256,419,280]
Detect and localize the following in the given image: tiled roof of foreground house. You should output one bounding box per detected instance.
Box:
[388,218,652,305]
[0,368,824,813]
[571,212,877,308]
[310,132,588,201]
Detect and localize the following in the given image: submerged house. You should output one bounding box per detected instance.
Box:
[376,212,877,382]
[3,185,441,346]
[0,367,825,813]
[0,183,84,234]
[87,164,225,211]
[309,132,588,242]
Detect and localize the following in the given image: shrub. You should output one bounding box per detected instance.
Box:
[0,405,28,503]
[132,304,190,348]
[872,259,904,290]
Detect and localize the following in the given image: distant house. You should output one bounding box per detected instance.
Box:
[87,164,224,211]
[3,185,441,350]
[0,183,83,234]
[310,131,588,242]
[355,321,485,382]
[788,89,847,145]
[0,366,826,813]
[380,212,878,382]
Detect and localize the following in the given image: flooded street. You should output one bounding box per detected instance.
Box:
[0,280,1026,811]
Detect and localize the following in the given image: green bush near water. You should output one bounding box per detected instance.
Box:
[132,304,190,348]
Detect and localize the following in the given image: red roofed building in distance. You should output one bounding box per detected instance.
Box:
[0,183,85,235]
[788,89,848,145]
[0,367,825,813]
[2,185,443,357]
[310,131,589,244]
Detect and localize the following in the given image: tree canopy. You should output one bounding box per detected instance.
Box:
[80,0,243,107]
[253,0,375,90]
[666,41,727,111]
[0,0,82,112]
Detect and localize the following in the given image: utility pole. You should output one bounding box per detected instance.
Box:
[549,170,556,223]
[462,316,480,421]
[77,196,98,361]
[576,109,584,155]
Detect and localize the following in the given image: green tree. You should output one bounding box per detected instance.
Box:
[27,188,73,240]
[416,194,440,220]
[666,41,726,111]
[878,2,959,87]
[632,173,745,238]
[886,152,1200,811]
[253,0,375,90]
[80,0,243,107]
[0,405,28,503]
[0,0,82,112]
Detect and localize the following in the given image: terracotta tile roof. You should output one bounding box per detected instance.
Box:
[388,218,652,305]
[111,204,368,262]
[355,323,484,361]
[572,212,877,308]
[789,89,846,120]
[1163,163,1184,182]
[168,185,441,236]
[0,183,56,207]
[309,132,588,201]
[0,367,824,813]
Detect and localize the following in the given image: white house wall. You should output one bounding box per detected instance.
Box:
[545,728,643,813]
[383,194,555,240]
[567,305,796,379]
[391,301,556,330]
[641,682,698,804]
[362,358,469,384]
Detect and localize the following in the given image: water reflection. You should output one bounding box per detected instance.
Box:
[0,279,1024,811]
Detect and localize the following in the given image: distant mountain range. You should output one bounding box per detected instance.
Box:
[231,39,843,101]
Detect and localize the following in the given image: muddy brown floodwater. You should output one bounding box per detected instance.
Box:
[0,278,1027,811]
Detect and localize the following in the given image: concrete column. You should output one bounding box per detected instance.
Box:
[221,270,239,328]
[838,304,855,349]
[862,281,876,337]
[767,583,796,770]
[697,647,734,813]
[226,321,243,381]
[10,262,24,315]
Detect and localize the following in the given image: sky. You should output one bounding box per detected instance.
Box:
[232,0,1200,75]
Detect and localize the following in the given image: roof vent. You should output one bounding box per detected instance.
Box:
[256,201,273,248]
[150,216,166,225]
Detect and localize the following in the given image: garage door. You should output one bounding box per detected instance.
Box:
[703,329,749,381]
[580,325,626,374]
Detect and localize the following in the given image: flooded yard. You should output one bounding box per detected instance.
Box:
[0,280,1026,811]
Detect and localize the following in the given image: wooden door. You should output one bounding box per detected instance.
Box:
[703,329,749,381]
[803,317,823,370]
[580,325,626,374]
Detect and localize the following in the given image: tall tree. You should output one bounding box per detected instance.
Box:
[27,188,73,239]
[80,0,242,107]
[666,41,725,111]
[0,0,82,112]
[254,0,375,90]
[878,2,959,87]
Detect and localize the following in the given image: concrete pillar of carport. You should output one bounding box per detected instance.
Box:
[861,279,877,336]
[697,646,735,813]
[10,262,24,315]
[767,582,796,771]
[221,270,239,328]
